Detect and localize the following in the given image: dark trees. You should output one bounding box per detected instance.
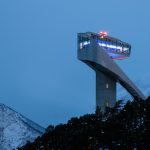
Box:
[18,97,150,150]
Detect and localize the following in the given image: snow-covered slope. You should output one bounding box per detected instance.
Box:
[0,103,45,150]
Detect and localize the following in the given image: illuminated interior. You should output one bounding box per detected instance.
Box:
[78,33,131,60]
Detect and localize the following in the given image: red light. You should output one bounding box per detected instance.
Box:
[99,31,108,37]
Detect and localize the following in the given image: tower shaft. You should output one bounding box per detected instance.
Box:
[96,71,116,110]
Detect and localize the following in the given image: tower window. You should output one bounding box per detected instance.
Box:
[106,83,109,88]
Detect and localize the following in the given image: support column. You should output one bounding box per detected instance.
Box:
[96,71,116,111]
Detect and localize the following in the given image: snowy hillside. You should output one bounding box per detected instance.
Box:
[0,103,45,150]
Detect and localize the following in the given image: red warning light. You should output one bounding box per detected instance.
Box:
[99,31,108,37]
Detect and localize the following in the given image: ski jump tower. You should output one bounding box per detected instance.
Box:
[77,32,145,110]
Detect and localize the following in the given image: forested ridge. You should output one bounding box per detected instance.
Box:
[18,97,150,150]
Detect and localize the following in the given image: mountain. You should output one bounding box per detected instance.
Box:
[0,103,45,150]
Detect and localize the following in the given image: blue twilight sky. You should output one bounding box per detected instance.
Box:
[0,0,150,127]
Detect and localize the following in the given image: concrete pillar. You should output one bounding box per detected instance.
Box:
[96,70,116,111]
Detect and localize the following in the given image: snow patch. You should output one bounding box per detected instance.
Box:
[0,103,45,150]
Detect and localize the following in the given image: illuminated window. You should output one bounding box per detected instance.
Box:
[106,83,109,88]
[80,43,83,49]
[78,36,90,49]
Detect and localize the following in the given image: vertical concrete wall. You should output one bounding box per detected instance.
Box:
[96,71,116,111]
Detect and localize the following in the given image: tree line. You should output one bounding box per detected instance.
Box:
[18,97,150,150]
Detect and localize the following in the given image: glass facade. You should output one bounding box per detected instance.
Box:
[78,36,90,49]
[78,32,131,60]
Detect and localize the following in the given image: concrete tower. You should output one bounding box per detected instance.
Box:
[77,32,145,111]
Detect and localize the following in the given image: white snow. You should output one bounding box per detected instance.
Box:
[0,103,45,150]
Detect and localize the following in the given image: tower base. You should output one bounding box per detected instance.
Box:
[96,71,116,111]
